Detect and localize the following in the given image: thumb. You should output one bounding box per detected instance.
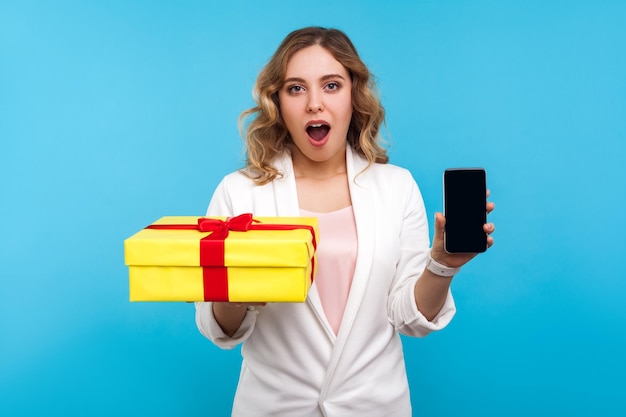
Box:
[434,212,446,242]
[431,212,446,258]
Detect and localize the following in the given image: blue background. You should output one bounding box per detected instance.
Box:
[1,0,625,416]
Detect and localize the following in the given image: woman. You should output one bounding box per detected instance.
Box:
[196,26,495,416]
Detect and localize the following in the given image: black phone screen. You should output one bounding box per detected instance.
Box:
[444,168,487,253]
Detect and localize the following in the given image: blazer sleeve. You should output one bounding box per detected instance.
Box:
[194,174,259,349]
[386,170,456,337]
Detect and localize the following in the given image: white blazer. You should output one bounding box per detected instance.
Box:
[196,147,456,417]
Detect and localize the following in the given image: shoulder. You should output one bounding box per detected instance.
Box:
[209,169,258,211]
[359,160,418,189]
[218,169,257,190]
[348,147,416,185]
[353,159,425,211]
[371,161,414,179]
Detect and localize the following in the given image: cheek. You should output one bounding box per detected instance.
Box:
[278,104,296,128]
[278,96,300,122]
[339,101,354,129]
[340,94,353,118]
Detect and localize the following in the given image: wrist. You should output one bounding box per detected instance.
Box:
[426,252,461,277]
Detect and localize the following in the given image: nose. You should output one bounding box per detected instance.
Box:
[306,91,324,113]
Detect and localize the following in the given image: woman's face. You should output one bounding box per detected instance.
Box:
[278,44,353,169]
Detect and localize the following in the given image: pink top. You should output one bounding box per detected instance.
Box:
[301,206,358,335]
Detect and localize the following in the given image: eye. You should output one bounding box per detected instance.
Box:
[287,85,305,94]
[325,82,340,91]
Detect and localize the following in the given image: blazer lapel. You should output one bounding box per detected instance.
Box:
[271,152,335,340]
[335,146,375,341]
[318,147,377,396]
[270,152,300,217]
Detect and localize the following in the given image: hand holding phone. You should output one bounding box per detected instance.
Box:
[443,168,488,253]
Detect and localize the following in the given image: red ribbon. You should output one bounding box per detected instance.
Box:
[145,214,316,301]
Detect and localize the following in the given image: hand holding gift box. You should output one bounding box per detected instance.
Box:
[124,214,318,302]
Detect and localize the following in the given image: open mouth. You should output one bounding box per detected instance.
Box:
[306,123,330,142]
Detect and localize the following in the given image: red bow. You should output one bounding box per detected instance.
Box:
[196,213,255,239]
[146,213,255,240]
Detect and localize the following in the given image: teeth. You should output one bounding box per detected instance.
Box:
[309,123,323,128]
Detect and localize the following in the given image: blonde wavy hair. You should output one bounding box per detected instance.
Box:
[240,26,388,185]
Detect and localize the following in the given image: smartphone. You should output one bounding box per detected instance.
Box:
[443,168,487,253]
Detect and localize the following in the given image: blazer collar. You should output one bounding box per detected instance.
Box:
[269,147,376,347]
[271,151,300,217]
[337,146,375,340]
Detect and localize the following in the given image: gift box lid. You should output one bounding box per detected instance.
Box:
[124,215,318,268]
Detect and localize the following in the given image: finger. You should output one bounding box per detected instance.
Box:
[487,235,494,248]
[430,212,448,260]
[484,222,495,234]
[486,201,495,213]
[434,212,446,237]
[431,212,446,250]
[233,302,266,307]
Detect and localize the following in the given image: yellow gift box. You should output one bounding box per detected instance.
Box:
[124,214,318,302]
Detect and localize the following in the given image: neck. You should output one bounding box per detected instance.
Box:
[291,147,347,180]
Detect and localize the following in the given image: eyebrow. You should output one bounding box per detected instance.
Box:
[284,73,347,84]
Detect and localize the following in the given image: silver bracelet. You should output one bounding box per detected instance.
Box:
[426,253,461,277]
